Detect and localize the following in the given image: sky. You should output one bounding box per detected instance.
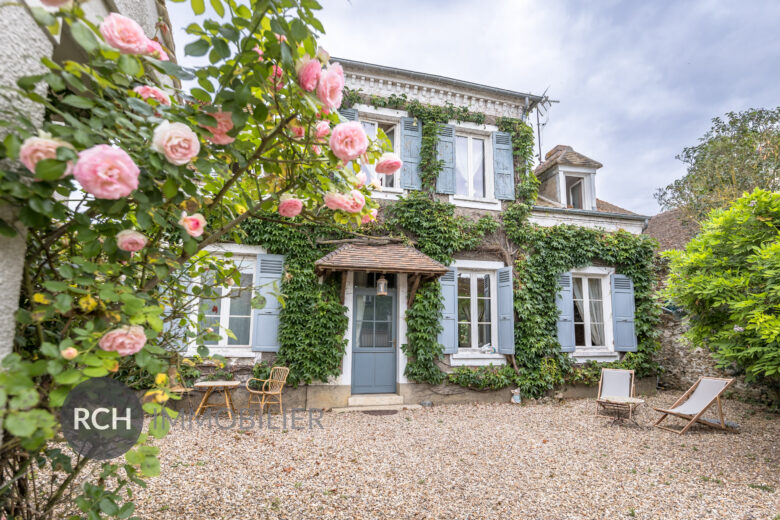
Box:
[168,0,780,215]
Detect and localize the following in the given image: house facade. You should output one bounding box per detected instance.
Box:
[187,59,650,407]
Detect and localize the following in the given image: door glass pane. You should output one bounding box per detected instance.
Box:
[228,316,250,345]
[472,138,485,198]
[375,295,393,321]
[362,295,375,320]
[357,321,373,348]
[455,136,469,195]
[374,321,391,348]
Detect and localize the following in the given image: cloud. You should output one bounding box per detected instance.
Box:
[169,0,780,214]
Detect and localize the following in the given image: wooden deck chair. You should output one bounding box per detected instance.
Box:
[595,369,638,420]
[653,377,736,434]
[246,366,289,415]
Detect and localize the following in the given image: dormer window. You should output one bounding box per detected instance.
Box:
[566,176,584,209]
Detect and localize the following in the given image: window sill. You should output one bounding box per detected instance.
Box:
[570,349,619,363]
[371,190,401,200]
[450,350,507,367]
[449,196,502,211]
[189,345,256,358]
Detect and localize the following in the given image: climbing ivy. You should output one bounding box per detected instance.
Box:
[241,217,349,387]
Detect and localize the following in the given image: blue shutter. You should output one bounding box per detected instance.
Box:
[437,268,458,354]
[399,117,422,190]
[338,107,358,121]
[556,272,575,352]
[492,131,515,200]
[497,267,515,354]
[251,254,284,352]
[611,274,638,352]
[435,124,456,194]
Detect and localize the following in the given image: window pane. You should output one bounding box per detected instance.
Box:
[478,323,491,348]
[382,124,395,152]
[458,322,471,348]
[590,322,605,347]
[472,138,485,198]
[362,295,375,320]
[477,298,490,322]
[566,176,583,209]
[458,273,471,297]
[455,136,469,195]
[457,298,471,322]
[228,274,253,316]
[375,295,393,321]
[361,121,377,137]
[357,321,373,348]
[375,321,391,347]
[588,278,602,300]
[227,316,251,345]
[202,315,220,345]
[574,323,586,346]
[476,274,490,297]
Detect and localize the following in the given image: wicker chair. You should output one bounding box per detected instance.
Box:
[246,366,290,415]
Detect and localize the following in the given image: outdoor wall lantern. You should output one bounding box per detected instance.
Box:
[376,274,388,296]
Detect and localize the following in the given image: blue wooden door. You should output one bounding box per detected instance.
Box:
[352,288,397,394]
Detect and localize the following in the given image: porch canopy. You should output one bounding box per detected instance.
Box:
[314,242,448,304]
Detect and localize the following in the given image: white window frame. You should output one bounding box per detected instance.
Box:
[359,119,401,193]
[566,176,584,209]
[200,254,256,348]
[570,266,614,352]
[455,269,498,352]
[453,133,492,200]
[557,167,597,211]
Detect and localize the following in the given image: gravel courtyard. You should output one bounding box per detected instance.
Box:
[134,392,779,520]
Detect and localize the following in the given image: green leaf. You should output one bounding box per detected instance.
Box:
[191,0,205,15]
[83,366,109,377]
[162,177,179,199]
[118,54,142,77]
[54,369,81,385]
[99,498,118,516]
[42,280,69,292]
[210,0,225,17]
[0,219,18,238]
[62,95,94,109]
[34,159,67,181]
[70,21,99,53]
[3,134,20,159]
[184,38,210,57]
[4,411,37,437]
[190,88,212,104]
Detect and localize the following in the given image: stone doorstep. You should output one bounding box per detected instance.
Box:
[347,393,403,407]
[331,404,422,414]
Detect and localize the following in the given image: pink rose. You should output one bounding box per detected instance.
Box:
[316,62,344,109]
[145,39,169,61]
[133,85,170,106]
[270,65,284,91]
[291,125,305,139]
[179,212,206,237]
[19,135,74,176]
[202,111,235,145]
[61,347,78,360]
[151,121,200,165]
[345,190,365,213]
[253,46,264,61]
[116,229,147,252]
[98,325,147,356]
[355,171,367,188]
[100,13,149,55]
[375,152,403,175]
[361,209,378,224]
[41,0,72,6]
[329,121,368,161]
[315,121,330,139]
[324,192,350,211]
[276,34,287,43]
[73,145,139,199]
[311,145,321,155]
[278,197,303,218]
[297,58,321,92]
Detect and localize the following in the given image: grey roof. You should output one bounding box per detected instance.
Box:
[535,145,603,176]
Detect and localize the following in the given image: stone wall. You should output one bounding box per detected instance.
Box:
[657,312,763,400]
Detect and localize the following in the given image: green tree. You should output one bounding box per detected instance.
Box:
[664,189,780,404]
[655,108,780,223]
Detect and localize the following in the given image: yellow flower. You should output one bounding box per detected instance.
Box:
[235,204,247,215]
[182,358,196,367]
[145,389,169,403]
[32,293,51,304]
[78,295,98,313]
[155,373,168,386]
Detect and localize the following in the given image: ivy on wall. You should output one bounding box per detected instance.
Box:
[241,217,349,387]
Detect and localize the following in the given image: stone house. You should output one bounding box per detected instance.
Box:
[186,59,651,408]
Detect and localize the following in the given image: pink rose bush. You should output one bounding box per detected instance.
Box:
[324,190,365,214]
[116,229,147,252]
[100,13,149,54]
[375,152,403,175]
[61,347,78,360]
[41,0,72,7]
[316,62,344,109]
[315,121,330,139]
[145,40,169,61]
[203,111,235,145]
[361,208,378,224]
[355,171,367,188]
[254,46,264,61]
[73,144,139,199]
[19,134,74,177]
[269,65,284,91]
[297,57,322,92]
[278,197,303,217]
[98,325,147,356]
[179,212,206,237]
[329,121,368,161]
[151,121,200,165]
[133,85,170,106]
